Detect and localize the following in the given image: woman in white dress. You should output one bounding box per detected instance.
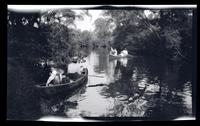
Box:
[46,67,66,86]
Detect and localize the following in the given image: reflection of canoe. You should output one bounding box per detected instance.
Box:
[35,68,88,97]
[109,54,133,60]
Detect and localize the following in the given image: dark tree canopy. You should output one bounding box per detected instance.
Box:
[103,9,194,61]
[7,9,195,66]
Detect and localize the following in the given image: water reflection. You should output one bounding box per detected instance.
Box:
[39,85,87,117]
[7,48,194,120]
[106,59,117,83]
[60,48,193,119]
[119,58,128,67]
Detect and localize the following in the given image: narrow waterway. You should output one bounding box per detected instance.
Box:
[7,48,194,120]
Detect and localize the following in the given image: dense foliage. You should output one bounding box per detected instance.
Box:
[103,9,194,61]
[7,11,47,61]
[7,9,195,65]
[93,17,115,47]
[7,9,92,65]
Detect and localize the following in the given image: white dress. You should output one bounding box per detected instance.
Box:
[46,70,58,85]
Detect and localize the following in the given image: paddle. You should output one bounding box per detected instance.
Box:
[88,75,104,78]
[87,83,107,87]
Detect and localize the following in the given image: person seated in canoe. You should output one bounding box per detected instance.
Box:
[46,67,70,86]
[71,56,78,63]
[67,64,86,80]
[113,49,118,56]
[119,48,128,57]
[123,48,128,56]
[110,47,114,55]
[110,47,118,56]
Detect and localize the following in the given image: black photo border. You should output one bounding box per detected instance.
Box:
[1,0,199,126]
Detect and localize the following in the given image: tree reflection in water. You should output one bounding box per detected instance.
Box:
[7,48,194,120]
[39,85,87,117]
[100,55,193,119]
[120,58,128,67]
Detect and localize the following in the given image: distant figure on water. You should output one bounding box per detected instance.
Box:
[119,48,128,57]
[110,47,118,56]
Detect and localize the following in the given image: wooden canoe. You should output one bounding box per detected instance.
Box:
[109,54,133,60]
[35,68,88,97]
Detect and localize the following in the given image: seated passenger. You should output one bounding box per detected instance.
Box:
[113,49,118,56]
[46,67,68,86]
[119,53,125,57]
[110,47,114,55]
[119,48,128,57]
[122,48,128,56]
[110,47,118,56]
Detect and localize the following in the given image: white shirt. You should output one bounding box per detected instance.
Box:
[67,63,83,74]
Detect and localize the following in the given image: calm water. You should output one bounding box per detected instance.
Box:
[7,48,195,121]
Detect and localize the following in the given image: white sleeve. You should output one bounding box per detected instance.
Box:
[46,73,56,85]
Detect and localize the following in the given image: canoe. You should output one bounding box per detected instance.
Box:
[109,54,133,60]
[35,68,88,97]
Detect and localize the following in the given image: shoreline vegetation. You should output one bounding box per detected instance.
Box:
[7,9,195,66]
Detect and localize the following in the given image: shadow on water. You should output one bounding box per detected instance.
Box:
[7,48,194,120]
[39,85,87,117]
